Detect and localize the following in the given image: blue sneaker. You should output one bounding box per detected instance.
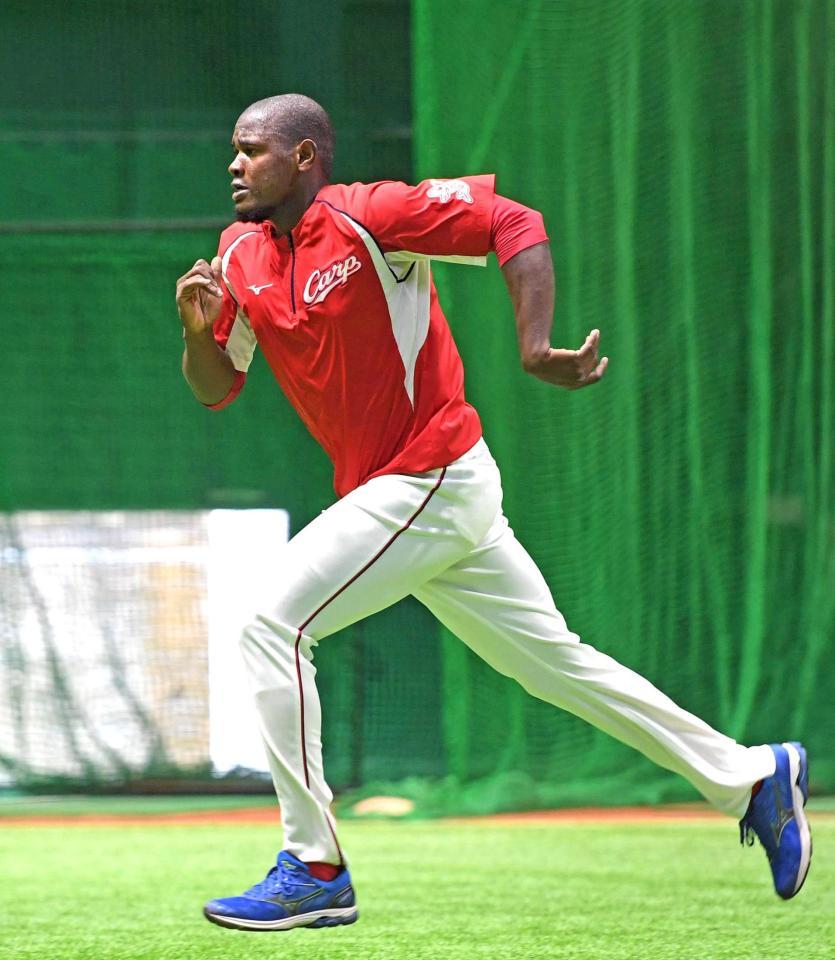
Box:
[739,742,812,899]
[203,850,358,931]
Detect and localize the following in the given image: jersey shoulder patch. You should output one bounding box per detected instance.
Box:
[426,179,474,204]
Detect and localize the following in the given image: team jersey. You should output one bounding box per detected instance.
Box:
[211,175,511,497]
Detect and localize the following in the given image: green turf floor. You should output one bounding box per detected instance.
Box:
[1,819,831,960]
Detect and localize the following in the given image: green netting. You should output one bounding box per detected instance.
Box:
[398,0,834,812]
[0,0,441,792]
[1,0,833,813]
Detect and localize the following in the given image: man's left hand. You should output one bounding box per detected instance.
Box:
[524,329,609,390]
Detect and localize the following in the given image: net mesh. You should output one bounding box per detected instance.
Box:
[2,0,833,810]
[405,0,835,811]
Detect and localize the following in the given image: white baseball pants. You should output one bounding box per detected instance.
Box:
[239,438,775,864]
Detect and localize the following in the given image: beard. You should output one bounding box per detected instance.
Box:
[235,205,273,223]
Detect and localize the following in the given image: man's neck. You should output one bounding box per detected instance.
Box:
[271,175,328,235]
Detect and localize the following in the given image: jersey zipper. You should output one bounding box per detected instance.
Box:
[287,230,297,319]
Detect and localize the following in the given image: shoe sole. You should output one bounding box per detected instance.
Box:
[783,741,812,899]
[204,906,358,931]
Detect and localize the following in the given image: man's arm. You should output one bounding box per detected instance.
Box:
[501,241,608,390]
[176,257,237,405]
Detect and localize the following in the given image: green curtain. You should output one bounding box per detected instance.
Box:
[2,0,832,809]
[0,0,439,791]
[405,0,835,811]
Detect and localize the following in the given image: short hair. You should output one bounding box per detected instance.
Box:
[242,93,335,180]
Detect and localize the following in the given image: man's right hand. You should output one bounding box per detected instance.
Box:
[176,257,224,335]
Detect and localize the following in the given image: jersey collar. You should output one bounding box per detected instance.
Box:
[259,186,329,245]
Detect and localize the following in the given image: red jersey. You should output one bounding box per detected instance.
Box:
[210,175,529,497]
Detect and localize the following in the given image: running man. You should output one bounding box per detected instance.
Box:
[175,94,811,931]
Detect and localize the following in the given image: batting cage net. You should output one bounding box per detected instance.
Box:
[2,0,833,812]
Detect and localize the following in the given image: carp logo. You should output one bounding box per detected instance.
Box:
[426,178,473,204]
[303,255,362,306]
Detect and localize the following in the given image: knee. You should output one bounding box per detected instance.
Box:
[240,608,297,658]
[239,616,303,695]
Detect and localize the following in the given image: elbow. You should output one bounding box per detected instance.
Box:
[201,369,246,410]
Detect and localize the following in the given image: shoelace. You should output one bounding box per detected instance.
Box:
[247,861,307,899]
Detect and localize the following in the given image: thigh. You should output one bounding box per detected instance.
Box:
[264,465,494,642]
[412,511,578,677]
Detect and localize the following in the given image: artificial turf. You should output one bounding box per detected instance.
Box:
[2,818,832,959]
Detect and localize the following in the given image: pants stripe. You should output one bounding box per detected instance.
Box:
[291,467,447,859]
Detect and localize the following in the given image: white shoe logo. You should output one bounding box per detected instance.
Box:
[247,283,274,295]
[303,255,362,306]
[426,179,473,204]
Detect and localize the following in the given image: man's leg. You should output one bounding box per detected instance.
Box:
[205,459,502,930]
[239,445,502,865]
[413,510,775,817]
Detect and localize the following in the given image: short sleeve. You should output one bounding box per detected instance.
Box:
[213,229,258,374]
[199,230,259,410]
[328,175,495,265]
[490,194,549,266]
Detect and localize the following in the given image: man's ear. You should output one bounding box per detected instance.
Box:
[297,138,317,172]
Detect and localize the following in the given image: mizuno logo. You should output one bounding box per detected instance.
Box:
[426,178,474,204]
[303,255,362,306]
[770,779,794,849]
[247,283,274,295]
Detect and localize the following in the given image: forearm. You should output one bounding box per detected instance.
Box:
[501,241,555,372]
[501,240,608,389]
[182,328,237,405]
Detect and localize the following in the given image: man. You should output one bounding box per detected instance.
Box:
[176,94,811,931]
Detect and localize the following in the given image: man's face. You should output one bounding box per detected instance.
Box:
[228,115,298,222]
